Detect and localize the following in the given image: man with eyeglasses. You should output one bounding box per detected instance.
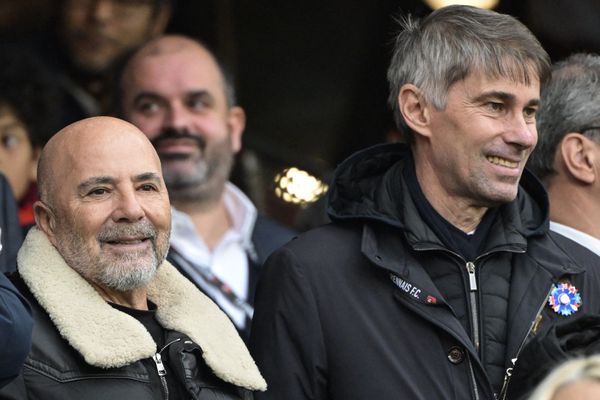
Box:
[527,53,600,256]
[53,0,171,124]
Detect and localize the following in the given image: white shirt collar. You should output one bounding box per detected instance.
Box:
[222,182,257,250]
[170,182,257,253]
[550,221,600,257]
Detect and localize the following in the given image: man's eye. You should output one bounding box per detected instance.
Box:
[487,102,505,112]
[523,107,537,120]
[88,188,108,196]
[139,184,157,192]
[187,98,207,111]
[1,133,19,150]
[136,101,161,115]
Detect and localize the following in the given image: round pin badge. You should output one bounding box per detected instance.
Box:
[548,282,582,316]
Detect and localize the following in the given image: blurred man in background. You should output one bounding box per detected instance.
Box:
[528,53,600,255]
[54,0,171,124]
[119,35,295,340]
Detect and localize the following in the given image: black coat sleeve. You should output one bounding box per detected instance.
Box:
[0,174,23,274]
[0,273,33,388]
[249,247,328,400]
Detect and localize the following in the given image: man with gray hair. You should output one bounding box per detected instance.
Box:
[250,5,600,400]
[527,53,600,254]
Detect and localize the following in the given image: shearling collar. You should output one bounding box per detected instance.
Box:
[17,228,266,391]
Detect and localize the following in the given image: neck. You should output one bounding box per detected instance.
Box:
[173,196,232,250]
[548,180,600,240]
[413,151,487,233]
[90,283,149,310]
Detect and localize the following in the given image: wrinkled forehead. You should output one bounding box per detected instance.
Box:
[58,128,163,184]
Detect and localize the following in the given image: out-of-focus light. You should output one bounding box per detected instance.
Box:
[423,0,499,10]
[274,167,328,205]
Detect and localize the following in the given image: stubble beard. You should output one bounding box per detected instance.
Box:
[163,136,234,207]
[55,220,170,292]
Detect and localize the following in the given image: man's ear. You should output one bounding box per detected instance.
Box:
[560,133,597,184]
[34,200,57,241]
[227,106,245,154]
[398,84,432,138]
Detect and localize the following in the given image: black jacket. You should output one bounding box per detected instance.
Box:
[0,174,23,273]
[250,144,600,400]
[0,274,32,389]
[0,229,266,400]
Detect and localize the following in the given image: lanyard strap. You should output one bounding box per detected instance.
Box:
[169,249,254,320]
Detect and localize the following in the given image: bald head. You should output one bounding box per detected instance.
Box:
[120,34,236,109]
[34,116,172,297]
[38,116,162,207]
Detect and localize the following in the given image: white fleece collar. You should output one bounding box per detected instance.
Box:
[17,228,266,391]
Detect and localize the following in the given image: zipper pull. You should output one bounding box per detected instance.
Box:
[152,353,167,377]
[466,261,477,291]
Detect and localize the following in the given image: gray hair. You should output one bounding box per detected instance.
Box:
[528,355,600,400]
[527,53,600,182]
[387,5,550,143]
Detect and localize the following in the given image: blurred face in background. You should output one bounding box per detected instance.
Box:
[121,37,245,203]
[59,0,170,74]
[0,105,38,201]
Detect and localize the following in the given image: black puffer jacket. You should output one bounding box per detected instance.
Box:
[0,229,266,400]
[250,143,600,400]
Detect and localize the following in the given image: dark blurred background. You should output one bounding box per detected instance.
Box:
[2,0,600,227]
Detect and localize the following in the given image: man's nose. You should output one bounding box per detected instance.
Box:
[507,113,537,149]
[112,189,144,222]
[164,102,194,133]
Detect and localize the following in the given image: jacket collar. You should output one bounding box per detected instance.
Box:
[328,143,551,244]
[17,228,266,391]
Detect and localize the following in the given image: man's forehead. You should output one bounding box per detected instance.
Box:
[58,131,161,175]
[129,47,225,92]
[465,65,541,89]
[457,69,540,98]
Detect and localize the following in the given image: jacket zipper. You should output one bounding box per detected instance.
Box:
[410,246,525,399]
[466,248,525,355]
[152,353,169,400]
[497,285,553,400]
[466,261,480,352]
[152,338,182,400]
[467,353,480,400]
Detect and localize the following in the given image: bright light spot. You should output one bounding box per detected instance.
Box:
[274,167,328,204]
[423,0,499,10]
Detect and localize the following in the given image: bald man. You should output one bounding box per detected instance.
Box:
[0,117,265,400]
[119,35,295,340]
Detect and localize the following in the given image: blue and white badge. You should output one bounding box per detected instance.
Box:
[548,282,582,316]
